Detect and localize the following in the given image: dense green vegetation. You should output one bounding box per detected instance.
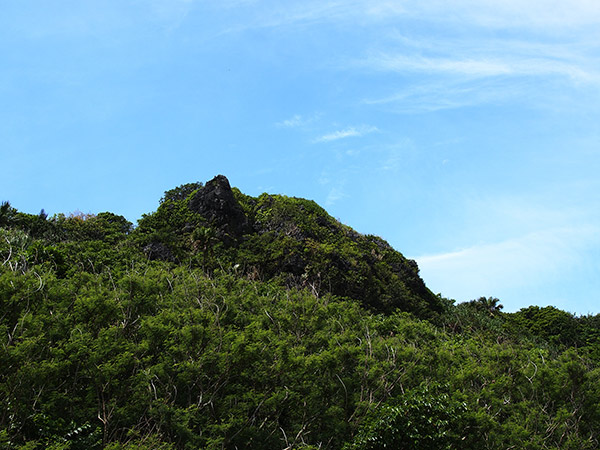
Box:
[1,176,600,449]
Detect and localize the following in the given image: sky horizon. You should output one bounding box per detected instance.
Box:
[2,1,599,314]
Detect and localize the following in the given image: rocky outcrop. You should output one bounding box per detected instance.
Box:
[188,175,250,242]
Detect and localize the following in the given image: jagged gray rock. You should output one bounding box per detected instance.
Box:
[188,175,250,241]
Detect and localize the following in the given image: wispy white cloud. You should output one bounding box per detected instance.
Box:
[215,0,599,114]
[209,0,600,33]
[325,186,347,205]
[315,128,362,142]
[17,0,599,44]
[368,54,511,77]
[421,0,600,30]
[313,125,378,143]
[277,114,304,128]
[364,50,598,83]
[378,0,600,30]
[360,34,600,112]
[411,194,600,311]
[276,113,320,128]
[415,225,600,308]
[364,79,515,113]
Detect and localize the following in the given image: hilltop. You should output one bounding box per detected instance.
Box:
[134,175,442,319]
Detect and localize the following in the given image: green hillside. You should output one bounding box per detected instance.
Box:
[1,176,599,449]
[134,175,442,319]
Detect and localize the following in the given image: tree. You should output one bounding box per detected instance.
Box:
[344,385,471,450]
[473,296,504,317]
[0,201,14,227]
[191,226,217,266]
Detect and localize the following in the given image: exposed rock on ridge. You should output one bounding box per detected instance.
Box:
[188,175,250,241]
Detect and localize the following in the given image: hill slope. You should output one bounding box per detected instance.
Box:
[1,176,600,449]
[134,175,442,319]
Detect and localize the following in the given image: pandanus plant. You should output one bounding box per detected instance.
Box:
[191,226,217,264]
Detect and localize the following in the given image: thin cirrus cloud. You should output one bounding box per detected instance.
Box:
[363,51,597,83]
[211,0,600,32]
[432,0,600,29]
[313,125,378,143]
[360,42,599,112]
[364,80,509,113]
[369,0,600,30]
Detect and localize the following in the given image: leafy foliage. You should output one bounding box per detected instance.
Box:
[344,384,469,450]
[135,178,443,319]
[2,176,600,449]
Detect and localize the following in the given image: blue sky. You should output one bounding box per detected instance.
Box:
[2,0,599,313]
